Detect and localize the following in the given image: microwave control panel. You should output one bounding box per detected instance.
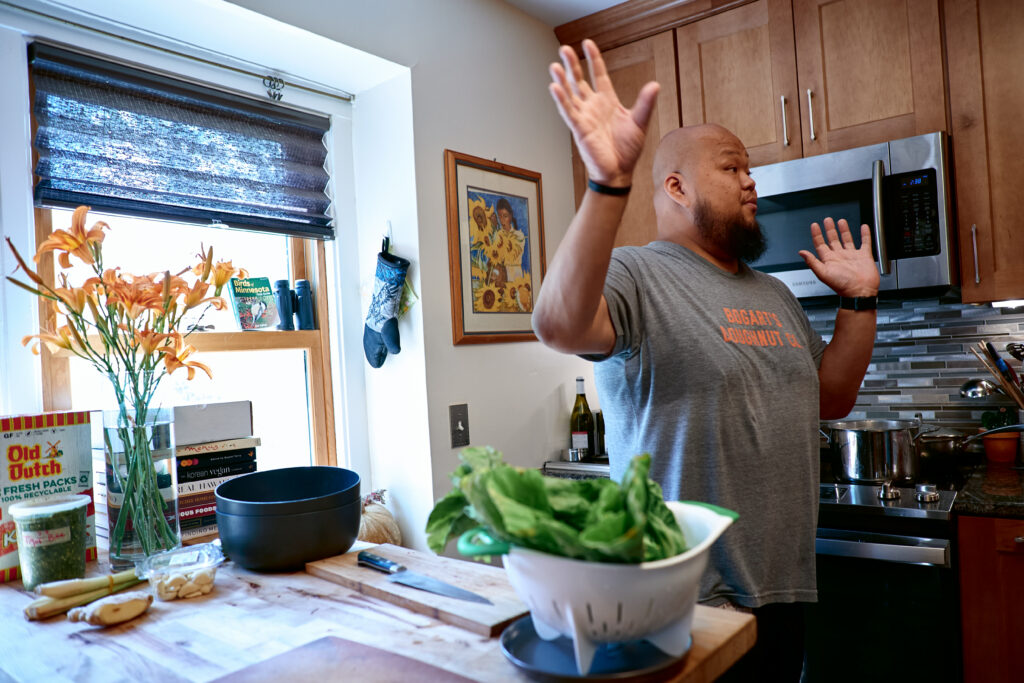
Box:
[884,169,940,258]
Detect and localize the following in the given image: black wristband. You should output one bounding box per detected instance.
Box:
[839,295,878,311]
[587,179,631,196]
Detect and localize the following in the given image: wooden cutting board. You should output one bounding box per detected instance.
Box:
[212,636,476,682]
[306,543,527,637]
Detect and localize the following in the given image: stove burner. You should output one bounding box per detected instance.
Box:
[878,482,901,500]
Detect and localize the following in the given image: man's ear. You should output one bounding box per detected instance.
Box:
[663,172,692,209]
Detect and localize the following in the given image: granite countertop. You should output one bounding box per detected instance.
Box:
[954,463,1024,519]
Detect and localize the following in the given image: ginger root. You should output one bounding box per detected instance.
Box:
[67,590,153,626]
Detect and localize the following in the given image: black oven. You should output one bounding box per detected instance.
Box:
[803,483,961,682]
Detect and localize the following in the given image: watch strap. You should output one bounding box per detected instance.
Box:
[587,178,631,196]
[839,295,878,311]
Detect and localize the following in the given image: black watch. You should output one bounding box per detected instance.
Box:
[838,295,878,311]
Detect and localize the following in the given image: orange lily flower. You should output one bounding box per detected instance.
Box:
[35,206,108,268]
[182,280,226,311]
[160,333,212,380]
[107,274,166,320]
[211,260,248,295]
[52,274,89,315]
[130,327,171,357]
[22,325,81,355]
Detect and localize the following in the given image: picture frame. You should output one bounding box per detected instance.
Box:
[444,149,546,345]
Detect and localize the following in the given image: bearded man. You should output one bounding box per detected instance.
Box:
[532,40,880,681]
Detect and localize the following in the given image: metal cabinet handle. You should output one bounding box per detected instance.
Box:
[971,223,980,284]
[780,95,790,147]
[1015,536,1024,544]
[871,159,890,275]
[806,89,816,141]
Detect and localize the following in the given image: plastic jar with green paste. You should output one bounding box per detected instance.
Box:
[9,494,90,591]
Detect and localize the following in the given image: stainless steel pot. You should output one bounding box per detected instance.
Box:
[821,419,920,485]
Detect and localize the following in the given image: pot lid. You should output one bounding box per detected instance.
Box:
[919,427,965,439]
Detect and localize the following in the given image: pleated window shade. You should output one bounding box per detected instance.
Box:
[29,43,334,240]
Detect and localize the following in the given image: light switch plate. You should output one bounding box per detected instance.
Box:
[449,403,470,448]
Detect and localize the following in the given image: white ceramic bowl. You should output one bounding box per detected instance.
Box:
[500,501,734,675]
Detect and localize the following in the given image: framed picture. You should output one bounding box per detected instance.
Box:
[444,150,546,345]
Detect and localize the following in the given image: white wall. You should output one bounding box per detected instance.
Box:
[229,0,596,549]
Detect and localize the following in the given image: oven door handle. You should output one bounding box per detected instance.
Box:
[816,528,950,567]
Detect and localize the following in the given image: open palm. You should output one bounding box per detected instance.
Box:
[548,39,659,186]
[798,218,880,297]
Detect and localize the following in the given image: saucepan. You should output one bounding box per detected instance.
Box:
[822,419,1024,485]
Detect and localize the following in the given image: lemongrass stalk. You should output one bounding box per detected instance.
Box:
[24,577,143,620]
[35,569,138,599]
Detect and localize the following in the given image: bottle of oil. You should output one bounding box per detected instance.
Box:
[569,376,594,459]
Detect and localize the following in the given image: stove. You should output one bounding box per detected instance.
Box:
[818,482,956,520]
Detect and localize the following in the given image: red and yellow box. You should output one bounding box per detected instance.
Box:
[1,411,97,583]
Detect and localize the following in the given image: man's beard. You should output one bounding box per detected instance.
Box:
[693,198,767,263]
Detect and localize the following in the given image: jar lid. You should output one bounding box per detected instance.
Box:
[8,494,90,520]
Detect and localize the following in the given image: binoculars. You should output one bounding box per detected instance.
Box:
[274,279,316,330]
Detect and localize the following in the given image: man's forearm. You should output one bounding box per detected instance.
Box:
[818,309,877,419]
[531,189,627,354]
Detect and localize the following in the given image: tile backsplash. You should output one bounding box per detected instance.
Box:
[804,293,1024,430]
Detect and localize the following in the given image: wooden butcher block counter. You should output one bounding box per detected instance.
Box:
[0,542,755,682]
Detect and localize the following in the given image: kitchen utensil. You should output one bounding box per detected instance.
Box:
[500,615,688,681]
[215,466,360,571]
[459,501,736,676]
[356,550,492,604]
[1006,342,1024,363]
[305,543,527,637]
[821,419,922,485]
[212,636,475,683]
[960,378,1004,398]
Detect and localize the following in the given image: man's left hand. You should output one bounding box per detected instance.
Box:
[798,218,880,297]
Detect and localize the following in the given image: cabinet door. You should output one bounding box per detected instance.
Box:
[958,515,1024,682]
[792,0,945,155]
[946,0,1024,303]
[571,32,680,248]
[675,0,802,167]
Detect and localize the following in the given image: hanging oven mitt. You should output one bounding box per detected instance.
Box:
[363,238,411,368]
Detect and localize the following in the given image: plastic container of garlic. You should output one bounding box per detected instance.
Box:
[135,541,226,601]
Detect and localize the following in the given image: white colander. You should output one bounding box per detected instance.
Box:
[498,501,734,676]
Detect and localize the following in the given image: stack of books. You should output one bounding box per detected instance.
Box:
[177,436,259,542]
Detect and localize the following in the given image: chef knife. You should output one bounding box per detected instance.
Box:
[356,551,493,605]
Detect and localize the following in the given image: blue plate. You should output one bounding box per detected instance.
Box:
[500,615,691,682]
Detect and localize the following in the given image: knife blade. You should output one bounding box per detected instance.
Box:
[356,550,493,605]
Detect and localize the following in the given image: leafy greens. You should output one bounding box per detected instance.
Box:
[425,448,688,563]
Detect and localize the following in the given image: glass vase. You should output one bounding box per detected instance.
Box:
[103,408,181,568]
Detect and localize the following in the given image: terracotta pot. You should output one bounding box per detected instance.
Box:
[982,431,1018,464]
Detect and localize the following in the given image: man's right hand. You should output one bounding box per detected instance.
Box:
[548,39,660,188]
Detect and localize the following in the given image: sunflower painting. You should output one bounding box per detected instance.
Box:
[466,188,533,314]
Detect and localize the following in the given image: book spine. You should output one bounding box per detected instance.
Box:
[176,473,241,497]
[177,446,256,468]
[175,437,261,456]
[178,502,217,521]
[178,491,215,510]
[181,525,218,540]
[177,458,256,483]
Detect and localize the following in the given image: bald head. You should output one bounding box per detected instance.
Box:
[652,123,743,188]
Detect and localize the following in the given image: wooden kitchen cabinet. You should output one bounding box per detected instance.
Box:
[957,514,1024,682]
[676,0,802,167]
[945,0,1024,303]
[571,31,680,247]
[791,0,946,155]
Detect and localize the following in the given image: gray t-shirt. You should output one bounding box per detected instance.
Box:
[590,240,827,608]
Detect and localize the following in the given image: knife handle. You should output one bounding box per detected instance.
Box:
[357,551,405,574]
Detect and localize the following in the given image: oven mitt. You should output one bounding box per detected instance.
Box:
[363,241,410,368]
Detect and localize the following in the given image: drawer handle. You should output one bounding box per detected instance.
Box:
[971,224,980,285]
[1015,536,1024,544]
[780,95,790,147]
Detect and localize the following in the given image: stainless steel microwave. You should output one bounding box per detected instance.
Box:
[749,132,955,299]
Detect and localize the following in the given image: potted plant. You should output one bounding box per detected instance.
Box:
[980,407,1019,464]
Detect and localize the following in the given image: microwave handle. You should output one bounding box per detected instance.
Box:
[871,159,891,275]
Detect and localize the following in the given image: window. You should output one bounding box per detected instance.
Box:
[25,43,345,469]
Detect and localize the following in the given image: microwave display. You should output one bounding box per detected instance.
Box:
[883,169,940,258]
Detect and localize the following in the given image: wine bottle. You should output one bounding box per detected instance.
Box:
[569,376,595,458]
